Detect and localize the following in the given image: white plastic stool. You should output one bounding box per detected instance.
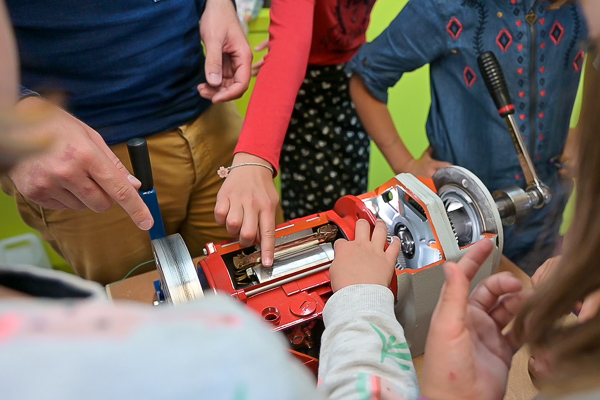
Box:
[0,233,52,269]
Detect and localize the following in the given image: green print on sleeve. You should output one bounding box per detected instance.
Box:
[356,373,371,400]
[370,323,412,371]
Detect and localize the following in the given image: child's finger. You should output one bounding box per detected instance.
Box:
[579,290,600,322]
[457,240,494,281]
[254,38,269,52]
[354,219,371,242]
[469,271,522,312]
[333,237,348,251]
[488,289,533,330]
[430,261,471,335]
[371,220,388,246]
[385,236,401,265]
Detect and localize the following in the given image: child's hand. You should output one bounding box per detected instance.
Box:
[251,38,269,76]
[421,240,532,400]
[329,219,400,292]
[403,147,452,178]
[532,256,600,322]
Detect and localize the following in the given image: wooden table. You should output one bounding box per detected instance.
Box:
[106,256,538,400]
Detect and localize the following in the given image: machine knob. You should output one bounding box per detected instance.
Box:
[395,224,415,259]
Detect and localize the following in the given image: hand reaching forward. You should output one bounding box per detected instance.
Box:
[214,153,279,267]
[7,97,153,230]
[421,240,533,400]
[329,219,400,292]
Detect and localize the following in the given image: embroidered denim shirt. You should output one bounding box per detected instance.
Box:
[347,0,588,260]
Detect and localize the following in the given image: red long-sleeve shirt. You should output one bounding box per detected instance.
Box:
[234,0,376,172]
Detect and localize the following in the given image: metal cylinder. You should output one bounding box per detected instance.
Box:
[493,186,538,226]
[447,208,473,247]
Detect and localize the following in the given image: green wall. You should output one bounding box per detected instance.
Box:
[365,0,430,190]
[0,0,579,269]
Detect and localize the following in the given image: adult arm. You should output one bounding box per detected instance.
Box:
[7,97,154,230]
[214,0,316,267]
[2,1,150,227]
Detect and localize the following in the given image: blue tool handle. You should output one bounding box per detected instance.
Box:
[140,188,166,240]
[127,138,166,240]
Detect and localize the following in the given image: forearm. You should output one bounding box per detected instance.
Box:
[234,0,315,172]
[318,285,419,400]
[350,75,414,174]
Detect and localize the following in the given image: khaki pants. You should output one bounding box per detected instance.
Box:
[2,102,244,285]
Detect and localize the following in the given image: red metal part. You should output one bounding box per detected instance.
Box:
[194,176,444,373]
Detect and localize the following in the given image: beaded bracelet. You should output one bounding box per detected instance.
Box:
[217,162,274,178]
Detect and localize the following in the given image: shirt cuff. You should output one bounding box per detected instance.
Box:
[345,55,390,104]
[323,284,395,327]
[19,86,39,101]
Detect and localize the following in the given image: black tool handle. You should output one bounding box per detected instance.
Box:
[478,51,514,117]
[127,138,154,191]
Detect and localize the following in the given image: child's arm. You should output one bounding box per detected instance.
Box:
[318,220,420,400]
[214,0,316,268]
[347,0,451,179]
[351,75,450,178]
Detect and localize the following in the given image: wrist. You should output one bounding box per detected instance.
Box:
[232,152,273,168]
[15,95,45,111]
[395,157,416,175]
[219,153,275,178]
[204,0,236,12]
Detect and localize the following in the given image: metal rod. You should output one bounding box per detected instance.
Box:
[245,264,331,297]
[505,115,541,187]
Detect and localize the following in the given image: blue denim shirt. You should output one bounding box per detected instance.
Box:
[347,0,588,263]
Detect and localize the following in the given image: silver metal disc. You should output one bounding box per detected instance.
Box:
[433,166,503,253]
[152,233,203,305]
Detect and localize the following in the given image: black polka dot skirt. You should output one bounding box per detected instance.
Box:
[280,64,370,220]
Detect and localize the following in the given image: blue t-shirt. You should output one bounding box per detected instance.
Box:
[347,0,588,260]
[8,0,212,145]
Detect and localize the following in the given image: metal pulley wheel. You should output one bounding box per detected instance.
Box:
[433,166,504,252]
[152,233,204,305]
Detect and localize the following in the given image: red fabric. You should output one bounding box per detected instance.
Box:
[234,0,376,173]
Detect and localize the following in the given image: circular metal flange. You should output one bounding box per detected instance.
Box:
[441,188,483,247]
[152,233,204,305]
[433,166,503,253]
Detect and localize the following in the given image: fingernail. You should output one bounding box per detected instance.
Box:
[209,73,221,85]
[139,219,154,231]
[263,256,273,267]
[127,174,141,187]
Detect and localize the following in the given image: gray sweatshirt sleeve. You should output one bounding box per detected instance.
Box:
[318,284,420,400]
